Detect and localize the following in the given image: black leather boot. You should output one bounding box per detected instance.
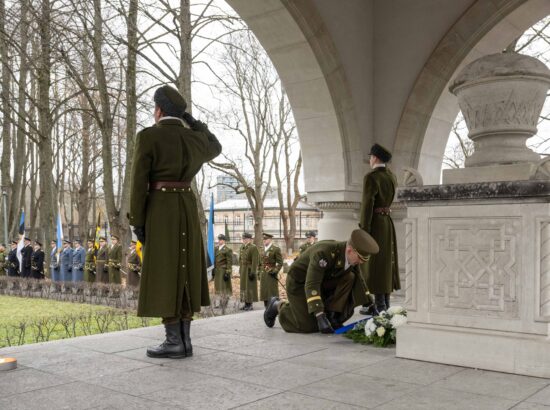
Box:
[146,323,185,359]
[180,319,193,357]
[326,311,343,330]
[264,297,280,328]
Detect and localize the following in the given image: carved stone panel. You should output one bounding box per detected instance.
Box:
[537,219,550,320]
[404,218,417,311]
[430,218,520,318]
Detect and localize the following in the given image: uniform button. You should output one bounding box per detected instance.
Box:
[183,233,186,236]
[182,249,186,252]
[182,265,186,268]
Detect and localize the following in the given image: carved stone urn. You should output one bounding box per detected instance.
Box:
[449,52,550,168]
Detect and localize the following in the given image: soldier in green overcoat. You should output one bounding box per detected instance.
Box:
[259,233,283,306]
[84,239,96,283]
[108,235,122,284]
[0,244,6,276]
[359,144,400,314]
[126,240,141,288]
[264,229,379,333]
[96,237,109,283]
[298,231,317,256]
[238,232,259,311]
[213,234,232,297]
[129,85,221,359]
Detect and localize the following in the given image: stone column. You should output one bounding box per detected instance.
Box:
[315,202,361,241]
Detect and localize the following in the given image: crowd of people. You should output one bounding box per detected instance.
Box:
[0,236,142,287]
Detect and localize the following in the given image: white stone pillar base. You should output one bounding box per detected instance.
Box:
[315,202,360,241]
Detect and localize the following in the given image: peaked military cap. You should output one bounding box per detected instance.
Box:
[305,230,317,238]
[349,229,379,258]
[87,238,94,243]
[73,238,82,244]
[242,232,252,239]
[218,234,227,241]
[262,232,273,239]
[99,236,107,241]
[11,240,17,245]
[154,85,187,118]
[111,234,120,240]
[130,239,137,244]
[63,239,71,244]
[369,143,392,163]
[24,237,31,241]
[35,240,43,247]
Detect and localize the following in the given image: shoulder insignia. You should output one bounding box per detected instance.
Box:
[319,258,328,268]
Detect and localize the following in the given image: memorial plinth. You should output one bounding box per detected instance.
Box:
[396,180,550,377]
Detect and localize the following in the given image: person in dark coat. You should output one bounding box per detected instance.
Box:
[108,235,122,284]
[126,240,141,287]
[7,241,19,277]
[239,232,259,311]
[0,244,6,276]
[59,239,73,282]
[298,231,317,256]
[20,237,33,278]
[31,240,45,279]
[129,85,222,359]
[72,239,86,282]
[95,237,109,283]
[84,239,96,283]
[359,144,400,314]
[49,240,60,281]
[259,233,283,307]
[264,229,379,333]
[213,234,232,298]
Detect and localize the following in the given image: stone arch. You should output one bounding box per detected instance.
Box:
[224,0,363,204]
[392,0,550,184]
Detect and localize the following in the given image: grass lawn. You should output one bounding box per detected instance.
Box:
[0,295,161,348]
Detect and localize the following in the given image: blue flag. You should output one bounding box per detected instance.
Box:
[18,210,25,235]
[56,210,63,250]
[207,193,215,267]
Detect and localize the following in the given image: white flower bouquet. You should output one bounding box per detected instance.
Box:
[344,306,407,347]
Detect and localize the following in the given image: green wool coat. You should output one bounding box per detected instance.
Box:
[95,245,109,283]
[359,167,400,294]
[279,241,371,333]
[239,243,259,303]
[298,241,312,255]
[84,248,96,283]
[108,244,122,284]
[214,245,233,295]
[130,118,222,318]
[259,244,283,300]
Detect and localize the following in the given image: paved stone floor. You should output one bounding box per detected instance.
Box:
[1,309,550,409]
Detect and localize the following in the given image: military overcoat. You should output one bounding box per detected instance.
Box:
[259,244,283,300]
[85,248,96,283]
[130,118,221,318]
[359,167,400,294]
[96,245,109,283]
[126,249,141,287]
[279,241,371,333]
[0,251,6,275]
[59,247,73,282]
[298,241,312,255]
[214,245,233,295]
[108,244,122,284]
[239,243,259,303]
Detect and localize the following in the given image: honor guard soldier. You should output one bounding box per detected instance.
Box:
[0,244,6,275]
[239,232,259,311]
[31,240,45,279]
[108,234,122,284]
[7,240,19,276]
[72,239,86,282]
[298,231,317,256]
[259,233,283,307]
[59,239,73,282]
[20,237,33,278]
[49,240,60,281]
[129,85,221,359]
[264,229,379,333]
[213,234,232,299]
[84,239,96,283]
[359,144,400,315]
[96,237,109,283]
[126,240,141,287]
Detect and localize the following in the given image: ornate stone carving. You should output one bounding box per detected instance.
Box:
[404,219,417,311]
[315,201,361,210]
[538,220,550,319]
[530,157,550,181]
[402,167,424,187]
[430,218,519,318]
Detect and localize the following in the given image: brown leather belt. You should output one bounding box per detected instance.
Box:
[150,181,192,191]
[374,207,391,215]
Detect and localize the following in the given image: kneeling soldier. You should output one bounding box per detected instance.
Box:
[264,229,379,333]
[260,233,283,307]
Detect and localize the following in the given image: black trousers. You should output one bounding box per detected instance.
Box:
[374,293,390,312]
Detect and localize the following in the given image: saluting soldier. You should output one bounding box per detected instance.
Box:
[72,239,86,282]
[213,234,232,298]
[7,241,19,277]
[264,229,379,334]
[108,234,122,284]
[20,237,33,278]
[129,85,221,359]
[359,144,400,314]
[84,239,96,283]
[298,231,317,256]
[0,244,6,276]
[49,240,60,281]
[239,232,259,311]
[59,239,73,282]
[31,240,45,279]
[96,237,109,283]
[259,233,283,307]
[126,240,141,287]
